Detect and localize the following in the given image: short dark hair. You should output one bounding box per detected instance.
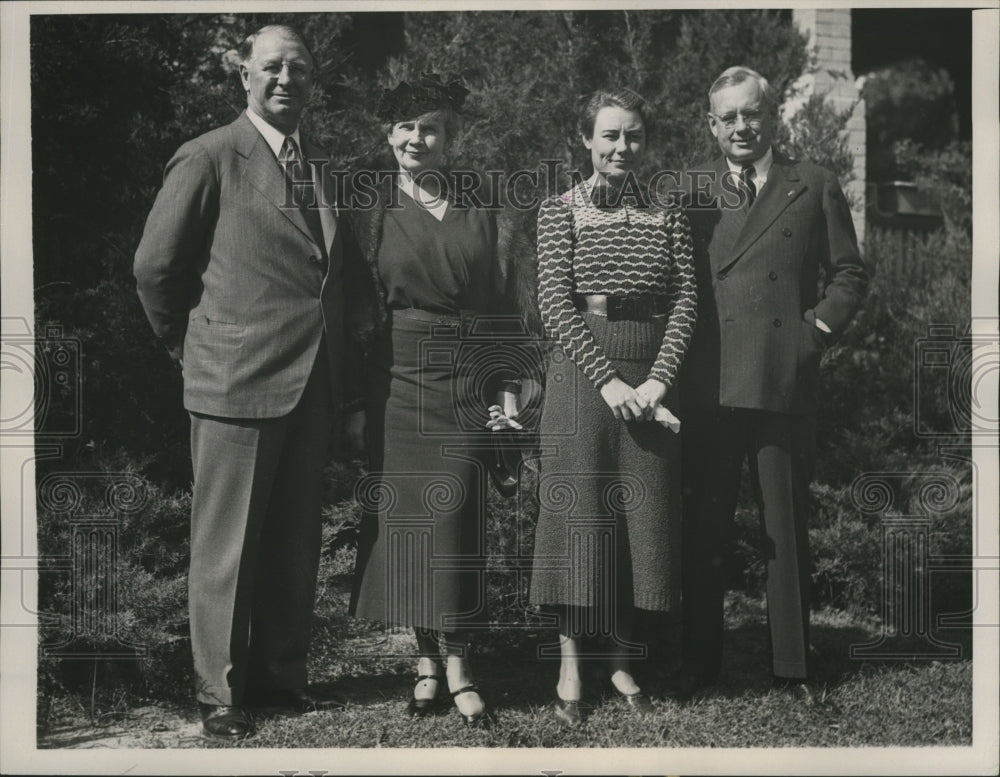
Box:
[578,88,648,138]
[708,66,774,108]
[238,24,315,69]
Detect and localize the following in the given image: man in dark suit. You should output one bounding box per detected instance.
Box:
[676,66,870,699]
[134,25,346,737]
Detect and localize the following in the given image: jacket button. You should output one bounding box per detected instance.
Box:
[772,318,782,328]
[768,271,778,280]
[782,227,792,237]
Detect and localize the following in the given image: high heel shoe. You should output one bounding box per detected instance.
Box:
[450,684,491,728]
[613,686,655,713]
[406,674,442,717]
[553,696,584,726]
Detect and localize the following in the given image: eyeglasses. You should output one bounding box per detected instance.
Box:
[709,110,765,130]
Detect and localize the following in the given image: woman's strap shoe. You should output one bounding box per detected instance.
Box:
[553,697,584,726]
[615,687,655,713]
[406,674,442,717]
[450,684,492,728]
[198,703,254,738]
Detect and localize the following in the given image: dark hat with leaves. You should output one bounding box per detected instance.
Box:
[376,73,470,123]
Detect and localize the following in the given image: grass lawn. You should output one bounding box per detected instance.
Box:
[38,559,973,750]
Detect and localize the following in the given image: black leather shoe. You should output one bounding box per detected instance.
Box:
[450,684,492,729]
[406,674,443,717]
[246,686,346,712]
[553,697,584,726]
[199,703,254,738]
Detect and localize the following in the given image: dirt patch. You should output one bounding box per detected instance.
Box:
[39,704,207,749]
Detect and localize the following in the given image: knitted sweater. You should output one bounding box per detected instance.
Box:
[536,184,697,389]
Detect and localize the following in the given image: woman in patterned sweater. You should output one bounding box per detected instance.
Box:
[529,88,697,724]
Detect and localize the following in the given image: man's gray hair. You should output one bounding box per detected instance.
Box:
[238,24,315,68]
[708,66,773,107]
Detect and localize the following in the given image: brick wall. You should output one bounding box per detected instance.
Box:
[790,9,866,243]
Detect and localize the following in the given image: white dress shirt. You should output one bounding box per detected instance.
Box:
[725,146,773,194]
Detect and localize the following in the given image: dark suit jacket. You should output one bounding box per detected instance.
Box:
[680,153,869,414]
[134,111,345,418]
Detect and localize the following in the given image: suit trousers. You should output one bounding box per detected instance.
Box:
[681,406,815,680]
[188,344,330,705]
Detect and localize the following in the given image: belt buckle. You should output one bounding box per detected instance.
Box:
[457,309,477,337]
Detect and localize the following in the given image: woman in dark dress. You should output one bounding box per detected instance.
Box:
[345,76,530,728]
[529,88,697,724]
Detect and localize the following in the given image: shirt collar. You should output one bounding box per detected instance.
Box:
[246,107,301,159]
[726,146,773,180]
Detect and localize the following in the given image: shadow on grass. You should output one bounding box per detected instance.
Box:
[707,619,972,698]
[94,584,973,720]
[36,590,974,748]
[342,609,975,713]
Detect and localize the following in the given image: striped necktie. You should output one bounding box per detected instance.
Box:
[280,136,326,256]
[739,164,757,209]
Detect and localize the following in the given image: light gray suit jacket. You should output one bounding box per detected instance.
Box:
[134,111,345,418]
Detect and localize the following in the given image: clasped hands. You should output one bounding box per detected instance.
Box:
[347,380,677,449]
[485,389,523,431]
[599,377,681,433]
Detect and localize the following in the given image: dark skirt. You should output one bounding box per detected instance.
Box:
[529,313,681,615]
[350,309,491,632]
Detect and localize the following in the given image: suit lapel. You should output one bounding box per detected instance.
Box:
[703,157,748,275]
[720,157,806,274]
[233,112,316,247]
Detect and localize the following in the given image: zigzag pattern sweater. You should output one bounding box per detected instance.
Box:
[536,185,697,389]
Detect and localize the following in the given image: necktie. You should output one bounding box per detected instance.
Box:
[739,164,757,209]
[280,136,326,257]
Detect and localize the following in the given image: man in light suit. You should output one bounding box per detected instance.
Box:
[134,25,345,737]
[676,66,870,699]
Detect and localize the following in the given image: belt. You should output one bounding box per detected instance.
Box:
[391,307,475,325]
[573,294,669,321]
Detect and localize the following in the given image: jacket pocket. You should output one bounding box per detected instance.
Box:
[185,315,245,355]
[796,317,825,390]
[189,314,241,328]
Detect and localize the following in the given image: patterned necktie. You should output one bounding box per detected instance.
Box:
[280,136,326,256]
[739,164,757,209]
